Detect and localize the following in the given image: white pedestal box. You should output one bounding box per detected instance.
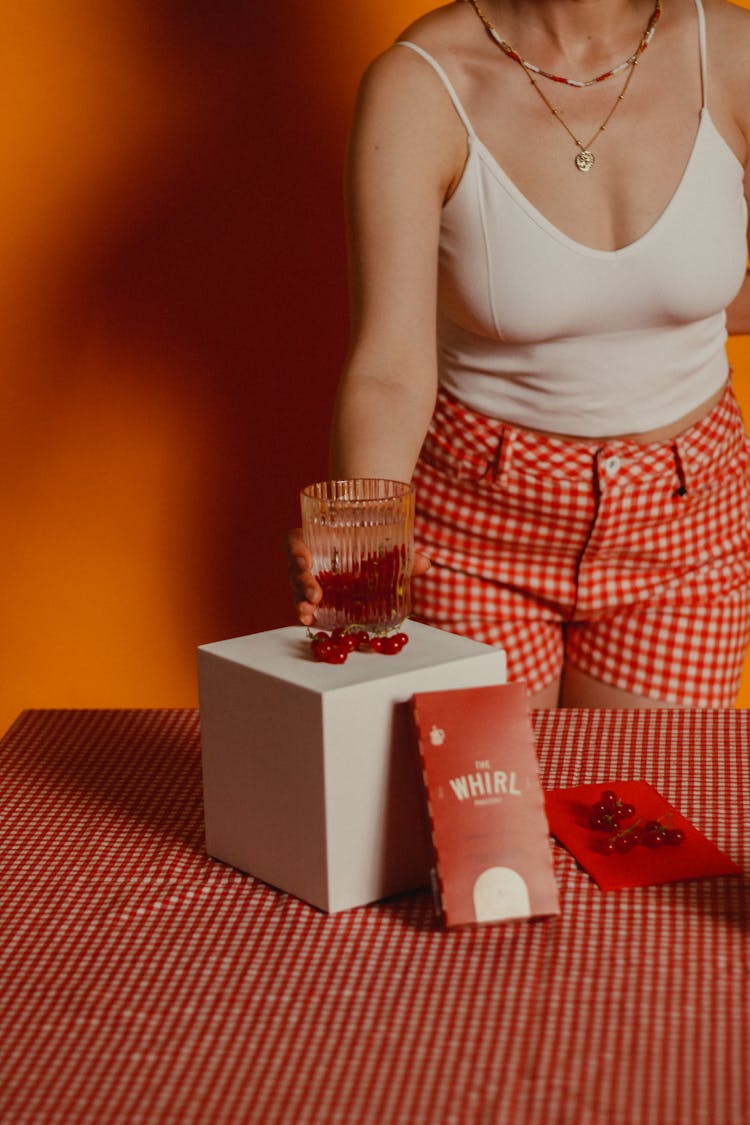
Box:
[198,622,507,913]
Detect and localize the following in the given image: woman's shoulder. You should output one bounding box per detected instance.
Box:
[703,0,750,104]
[703,0,750,50]
[365,1,479,76]
[396,0,477,43]
[354,3,470,106]
[358,0,484,111]
[702,0,750,164]
[349,5,471,190]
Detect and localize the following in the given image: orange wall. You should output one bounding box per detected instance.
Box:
[1,1,748,735]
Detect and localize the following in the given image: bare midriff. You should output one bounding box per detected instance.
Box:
[520,381,729,445]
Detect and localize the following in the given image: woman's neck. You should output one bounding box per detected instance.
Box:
[481,0,659,69]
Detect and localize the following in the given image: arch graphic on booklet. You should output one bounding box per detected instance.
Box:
[472,866,531,922]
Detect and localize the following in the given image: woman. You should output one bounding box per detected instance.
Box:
[288,0,750,708]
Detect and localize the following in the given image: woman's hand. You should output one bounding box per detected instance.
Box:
[286,528,431,627]
[286,529,321,628]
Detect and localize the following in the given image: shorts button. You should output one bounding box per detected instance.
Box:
[603,455,621,476]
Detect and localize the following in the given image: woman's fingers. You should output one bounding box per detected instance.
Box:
[286,529,322,624]
[412,551,431,577]
[286,531,431,626]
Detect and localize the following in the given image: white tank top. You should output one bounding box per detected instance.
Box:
[397,0,747,436]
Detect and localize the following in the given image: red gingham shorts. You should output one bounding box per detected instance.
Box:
[411,384,750,706]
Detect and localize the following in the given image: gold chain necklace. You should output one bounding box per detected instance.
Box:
[467,0,650,171]
[525,57,639,171]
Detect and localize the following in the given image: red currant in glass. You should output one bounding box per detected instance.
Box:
[665,828,685,846]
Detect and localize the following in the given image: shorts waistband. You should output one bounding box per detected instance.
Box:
[425,385,746,492]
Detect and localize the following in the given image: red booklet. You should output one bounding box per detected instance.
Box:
[411,682,559,927]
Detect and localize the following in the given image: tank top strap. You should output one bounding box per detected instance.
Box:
[395,41,476,137]
[693,0,708,110]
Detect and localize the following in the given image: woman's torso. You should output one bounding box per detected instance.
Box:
[396,0,748,439]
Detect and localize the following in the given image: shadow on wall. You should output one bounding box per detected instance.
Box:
[80,3,355,630]
[1,1,749,734]
[0,2,385,732]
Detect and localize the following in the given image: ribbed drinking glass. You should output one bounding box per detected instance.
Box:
[300,478,415,632]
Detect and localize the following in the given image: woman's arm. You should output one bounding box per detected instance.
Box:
[289,43,465,623]
[727,267,750,336]
[725,3,750,337]
[330,44,465,481]
[727,148,749,335]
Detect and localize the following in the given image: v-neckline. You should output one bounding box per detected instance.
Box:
[454,108,719,258]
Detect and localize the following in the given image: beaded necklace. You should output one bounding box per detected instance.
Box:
[467,0,662,88]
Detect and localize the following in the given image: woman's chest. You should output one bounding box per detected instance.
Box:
[458,68,706,252]
[438,113,747,344]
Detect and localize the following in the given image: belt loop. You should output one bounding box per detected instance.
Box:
[483,433,503,483]
[592,445,604,479]
[672,440,688,497]
[483,425,514,486]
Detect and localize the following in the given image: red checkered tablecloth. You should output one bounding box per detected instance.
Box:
[0,708,747,1125]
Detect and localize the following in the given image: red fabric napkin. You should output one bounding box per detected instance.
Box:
[544,780,742,891]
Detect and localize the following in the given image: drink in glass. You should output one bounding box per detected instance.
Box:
[300,478,415,632]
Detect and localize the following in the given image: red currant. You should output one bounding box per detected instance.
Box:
[590,812,617,831]
[592,788,686,856]
[309,625,409,663]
